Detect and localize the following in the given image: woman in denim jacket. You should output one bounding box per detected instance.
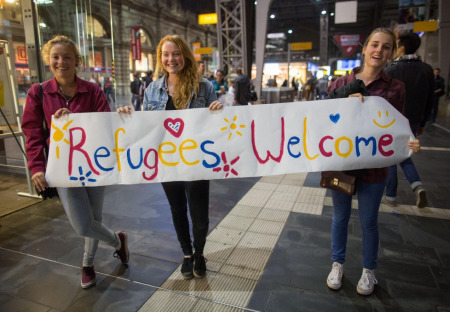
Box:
[118,35,222,280]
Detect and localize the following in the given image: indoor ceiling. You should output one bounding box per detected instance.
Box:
[267,0,399,56]
[180,0,439,60]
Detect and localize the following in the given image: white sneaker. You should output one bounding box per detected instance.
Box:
[357,268,378,295]
[414,186,428,208]
[327,262,343,290]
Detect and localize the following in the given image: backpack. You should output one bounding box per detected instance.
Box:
[130,79,140,94]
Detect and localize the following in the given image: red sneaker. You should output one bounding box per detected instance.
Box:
[81,266,96,289]
[113,231,129,265]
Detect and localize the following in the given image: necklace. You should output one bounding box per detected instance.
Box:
[58,85,75,102]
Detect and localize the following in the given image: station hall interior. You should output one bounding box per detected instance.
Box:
[1,0,450,311]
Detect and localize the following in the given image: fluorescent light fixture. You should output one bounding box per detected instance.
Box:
[267,32,286,39]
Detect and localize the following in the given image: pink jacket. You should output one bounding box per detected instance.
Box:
[22,76,110,176]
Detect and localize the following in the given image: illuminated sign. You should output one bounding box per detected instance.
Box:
[194,47,213,54]
[413,20,438,32]
[199,13,217,25]
[337,59,361,71]
[267,33,286,39]
[290,42,312,51]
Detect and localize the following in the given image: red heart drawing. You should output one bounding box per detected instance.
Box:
[164,118,184,138]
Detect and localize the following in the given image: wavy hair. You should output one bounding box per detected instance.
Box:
[155,35,200,109]
[41,35,82,68]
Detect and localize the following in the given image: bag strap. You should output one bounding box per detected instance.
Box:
[39,83,48,133]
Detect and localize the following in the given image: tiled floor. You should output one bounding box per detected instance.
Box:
[0,115,449,312]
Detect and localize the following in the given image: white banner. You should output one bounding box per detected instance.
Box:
[46,97,414,187]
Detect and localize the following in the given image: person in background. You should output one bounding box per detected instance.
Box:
[292,77,298,98]
[221,78,235,106]
[383,32,433,208]
[118,34,223,280]
[211,69,228,98]
[233,67,251,105]
[103,76,115,110]
[96,76,103,89]
[325,28,421,296]
[197,60,206,77]
[303,74,315,100]
[429,67,445,124]
[130,72,142,111]
[316,75,329,100]
[21,35,129,290]
[144,70,153,90]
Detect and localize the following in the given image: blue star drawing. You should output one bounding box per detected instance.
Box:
[70,166,97,186]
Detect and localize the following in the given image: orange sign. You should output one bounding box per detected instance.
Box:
[194,47,213,54]
[290,42,312,51]
[192,42,201,61]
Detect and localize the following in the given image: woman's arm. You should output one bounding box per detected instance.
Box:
[21,84,47,177]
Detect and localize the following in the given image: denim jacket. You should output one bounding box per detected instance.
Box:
[142,76,217,111]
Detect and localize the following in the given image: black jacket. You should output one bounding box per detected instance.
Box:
[384,57,434,127]
[327,78,369,99]
[234,74,251,105]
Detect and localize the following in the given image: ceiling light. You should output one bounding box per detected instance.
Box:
[288,29,293,34]
[270,14,276,19]
[330,12,335,16]
[321,10,327,15]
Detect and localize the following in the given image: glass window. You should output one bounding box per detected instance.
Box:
[86,15,108,38]
[0,0,22,25]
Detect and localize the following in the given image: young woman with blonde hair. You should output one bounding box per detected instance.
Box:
[118,34,222,279]
[22,35,129,289]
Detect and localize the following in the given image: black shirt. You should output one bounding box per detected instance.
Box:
[166,95,176,110]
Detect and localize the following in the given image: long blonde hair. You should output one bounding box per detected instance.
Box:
[155,35,200,109]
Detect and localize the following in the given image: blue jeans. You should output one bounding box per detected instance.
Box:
[132,94,141,111]
[331,179,386,270]
[385,121,422,200]
[57,186,119,267]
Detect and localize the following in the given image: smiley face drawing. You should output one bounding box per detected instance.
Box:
[373,109,396,128]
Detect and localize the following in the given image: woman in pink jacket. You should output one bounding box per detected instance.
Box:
[22,35,129,289]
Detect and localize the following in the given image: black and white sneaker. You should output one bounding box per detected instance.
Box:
[181,256,194,280]
[194,254,207,278]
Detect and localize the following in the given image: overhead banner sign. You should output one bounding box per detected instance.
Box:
[46,97,414,187]
[290,42,312,51]
[198,13,217,25]
[333,34,364,56]
[194,47,214,54]
[192,42,201,61]
[131,27,141,61]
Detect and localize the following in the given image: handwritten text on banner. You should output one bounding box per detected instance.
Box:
[46,96,414,187]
